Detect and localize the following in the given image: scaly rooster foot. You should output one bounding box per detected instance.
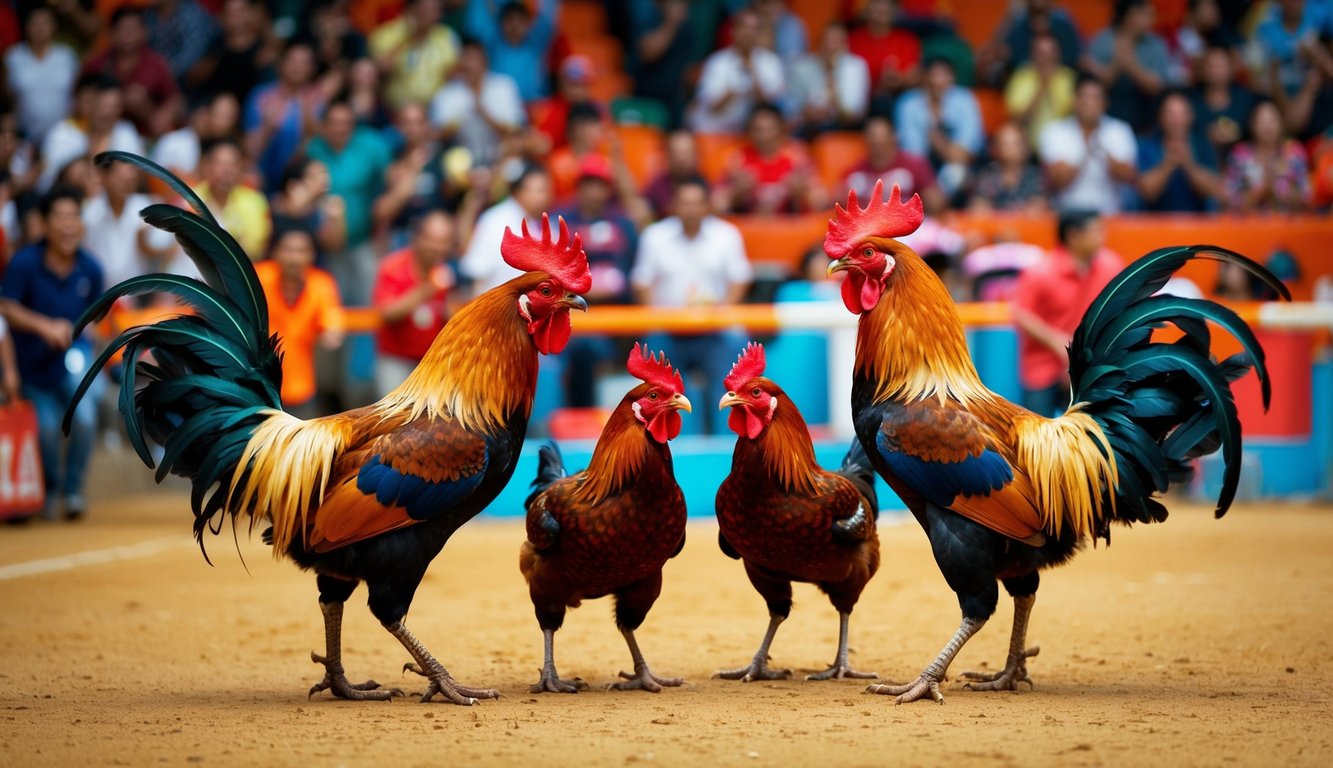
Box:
[960,645,1040,691]
[609,666,683,693]
[308,651,403,701]
[806,662,879,681]
[529,666,589,694]
[403,662,501,705]
[867,673,945,704]
[713,659,793,682]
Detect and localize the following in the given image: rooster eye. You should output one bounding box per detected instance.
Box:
[862,247,875,258]
[751,387,761,397]
[540,285,552,297]
[648,391,659,400]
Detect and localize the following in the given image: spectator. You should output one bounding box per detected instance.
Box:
[1083,0,1173,135]
[978,0,1082,86]
[643,130,706,218]
[845,114,945,214]
[1,169,16,260]
[629,0,693,128]
[145,0,217,81]
[460,164,552,294]
[1137,92,1222,212]
[344,57,393,130]
[968,122,1049,213]
[372,211,458,397]
[788,21,871,136]
[894,57,984,201]
[1251,0,1333,139]
[35,0,102,51]
[304,0,368,94]
[269,156,346,262]
[50,157,102,202]
[187,0,276,104]
[81,160,180,290]
[752,0,808,61]
[555,155,639,407]
[1223,100,1312,212]
[39,75,146,193]
[688,8,785,134]
[1,187,105,521]
[1004,31,1076,148]
[1165,0,1242,85]
[1039,75,1138,214]
[848,0,922,110]
[429,38,526,167]
[548,103,610,201]
[370,0,461,110]
[244,41,323,193]
[960,235,1047,301]
[306,99,392,305]
[1012,210,1122,416]
[254,226,345,417]
[1190,45,1258,159]
[1,110,39,201]
[633,179,752,435]
[374,102,448,248]
[464,0,557,103]
[193,138,272,260]
[530,55,600,155]
[713,103,825,215]
[5,6,80,147]
[81,7,181,139]
[151,91,241,180]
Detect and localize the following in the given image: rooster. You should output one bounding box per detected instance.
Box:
[65,152,591,705]
[823,181,1287,703]
[520,344,691,694]
[714,342,881,683]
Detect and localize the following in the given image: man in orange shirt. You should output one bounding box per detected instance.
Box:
[254,226,345,418]
[1012,210,1123,417]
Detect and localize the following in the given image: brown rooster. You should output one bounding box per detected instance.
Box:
[714,342,881,683]
[66,152,591,705]
[520,344,692,693]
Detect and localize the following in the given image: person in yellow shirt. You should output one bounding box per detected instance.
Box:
[254,226,345,418]
[193,138,272,260]
[369,0,461,110]
[1004,32,1076,148]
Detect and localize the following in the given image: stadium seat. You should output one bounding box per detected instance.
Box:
[696,133,746,183]
[610,123,667,187]
[611,97,671,129]
[948,1,1010,53]
[558,1,607,40]
[568,35,623,75]
[811,131,866,190]
[588,71,631,103]
[789,0,840,40]
[1066,0,1113,37]
[973,87,1008,135]
[730,214,829,272]
[548,407,612,440]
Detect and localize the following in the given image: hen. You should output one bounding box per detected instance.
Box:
[66,152,591,705]
[823,181,1287,703]
[520,344,691,693]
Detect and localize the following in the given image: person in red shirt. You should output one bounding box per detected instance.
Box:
[81,7,181,138]
[848,0,922,109]
[372,210,458,397]
[1011,210,1124,416]
[842,114,947,214]
[713,103,826,215]
[529,54,599,156]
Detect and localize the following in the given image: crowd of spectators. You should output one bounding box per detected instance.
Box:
[0,0,1330,466]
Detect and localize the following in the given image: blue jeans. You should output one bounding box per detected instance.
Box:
[23,368,104,498]
[643,329,748,435]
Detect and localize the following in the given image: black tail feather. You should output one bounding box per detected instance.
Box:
[838,437,879,516]
[525,441,568,508]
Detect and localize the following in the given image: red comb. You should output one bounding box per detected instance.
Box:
[823,180,924,257]
[501,213,593,293]
[724,342,766,392]
[627,343,684,393]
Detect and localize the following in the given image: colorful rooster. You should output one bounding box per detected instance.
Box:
[715,342,881,683]
[520,344,691,694]
[823,181,1287,703]
[65,152,591,705]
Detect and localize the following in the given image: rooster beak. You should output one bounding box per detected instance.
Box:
[718,392,744,410]
[671,393,692,413]
[827,257,851,277]
[562,293,589,312]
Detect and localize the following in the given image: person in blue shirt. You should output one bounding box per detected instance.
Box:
[0,186,105,521]
[1136,91,1222,212]
[894,57,984,201]
[465,0,556,103]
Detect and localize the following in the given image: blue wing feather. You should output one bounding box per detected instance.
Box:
[356,450,489,521]
[875,430,1013,508]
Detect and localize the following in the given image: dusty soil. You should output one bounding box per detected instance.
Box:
[1,486,1331,767]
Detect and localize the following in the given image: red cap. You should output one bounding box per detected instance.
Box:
[576,154,614,184]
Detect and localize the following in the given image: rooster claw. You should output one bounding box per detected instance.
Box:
[308,651,403,701]
[866,674,945,704]
[529,667,589,694]
[713,661,793,682]
[806,663,879,681]
[608,667,683,693]
[959,645,1040,691]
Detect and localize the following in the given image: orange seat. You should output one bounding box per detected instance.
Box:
[558,1,607,41]
[729,214,831,272]
[568,35,623,75]
[948,1,1010,53]
[695,133,746,183]
[610,123,667,187]
[811,131,866,190]
[548,407,611,440]
[789,0,840,37]
[588,71,632,104]
[1067,0,1113,37]
[973,87,1008,136]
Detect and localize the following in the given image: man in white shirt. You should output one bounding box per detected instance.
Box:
[459,164,553,295]
[39,75,146,193]
[5,7,80,146]
[633,179,753,433]
[429,39,525,167]
[688,8,786,134]
[81,160,186,290]
[787,21,870,135]
[1039,75,1138,213]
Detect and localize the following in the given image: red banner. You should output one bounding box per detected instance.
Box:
[0,402,45,519]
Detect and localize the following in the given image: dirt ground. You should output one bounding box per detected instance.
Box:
[1,481,1331,768]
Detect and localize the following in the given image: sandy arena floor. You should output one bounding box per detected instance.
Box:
[1,484,1331,767]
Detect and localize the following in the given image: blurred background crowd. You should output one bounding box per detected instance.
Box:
[1,0,1331,457]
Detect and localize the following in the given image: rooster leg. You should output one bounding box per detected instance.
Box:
[609,628,683,693]
[530,628,589,694]
[714,614,793,682]
[385,620,501,705]
[307,601,403,701]
[866,616,985,704]
[960,593,1040,691]
[807,611,879,681]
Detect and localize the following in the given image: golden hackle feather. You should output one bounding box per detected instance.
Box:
[758,394,821,496]
[1013,408,1120,539]
[573,401,652,506]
